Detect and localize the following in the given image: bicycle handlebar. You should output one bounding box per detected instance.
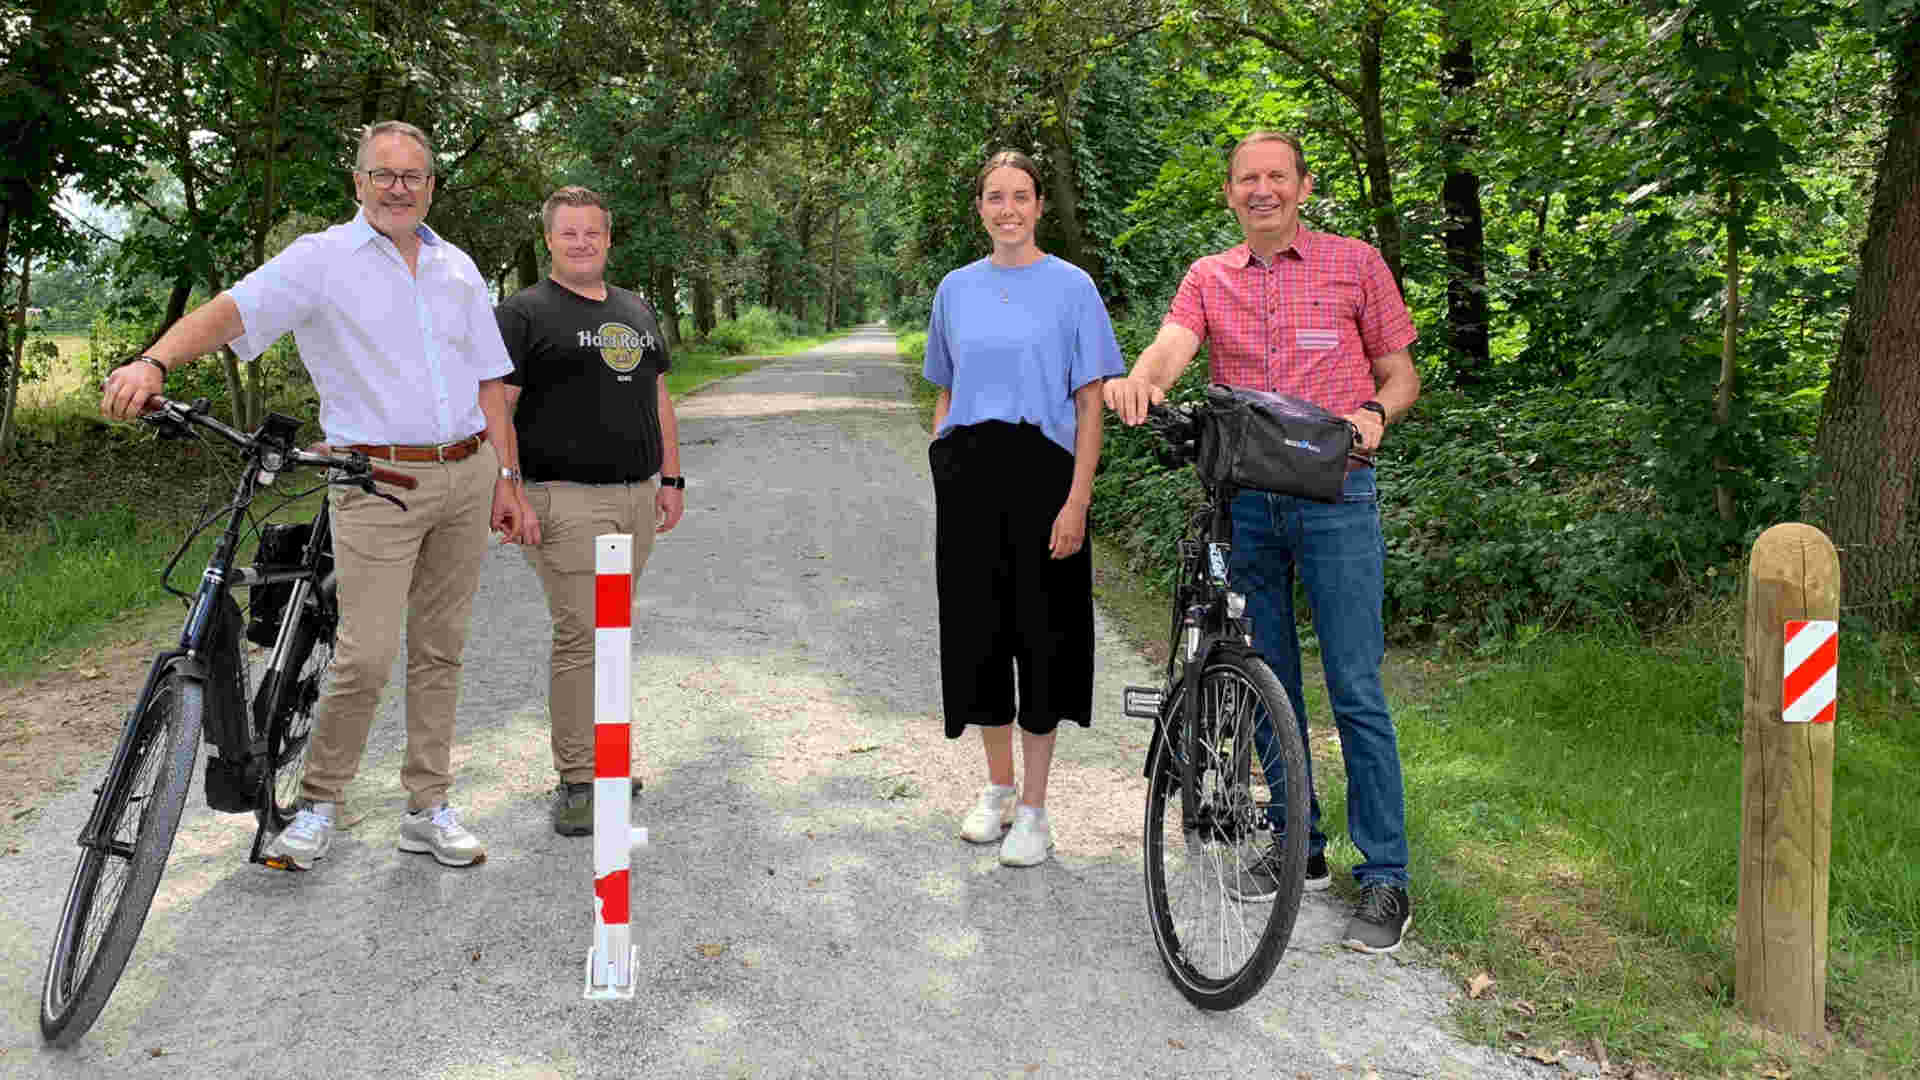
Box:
[141,396,418,491]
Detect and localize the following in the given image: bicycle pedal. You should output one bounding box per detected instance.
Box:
[261,855,307,872]
[1123,685,1164,720]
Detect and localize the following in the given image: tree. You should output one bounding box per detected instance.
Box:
[1812,7,1920,629]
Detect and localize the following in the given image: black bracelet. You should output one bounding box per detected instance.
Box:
[136,356,168,380]
[659,475,685,489]
[1359,400,1388,424]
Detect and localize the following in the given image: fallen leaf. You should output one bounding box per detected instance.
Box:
[1753,1067,1791,1079]
[1509,999,1537,1018]
[1503,1030,1529,1043]
[1467,972,1495,999]
[148,1048,167,1058]
[807,877,823,887]
[1521,1046,1561,1065]
[848,743,879,754]
[694,943,728,958]
[1167,1039,1185,1050]
[470,949,482,962]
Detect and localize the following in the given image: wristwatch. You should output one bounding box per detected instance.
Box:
[136,355,168,380]
[659,474,685,489]
[500,466,522,484]
[1359,400,1388,424]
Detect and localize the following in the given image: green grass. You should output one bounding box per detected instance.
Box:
[887,332,1920,1078]
[1404,629,1919,1077]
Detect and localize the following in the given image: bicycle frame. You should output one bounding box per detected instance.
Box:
[75,398,398,866]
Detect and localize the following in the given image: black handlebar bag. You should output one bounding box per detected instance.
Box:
[1195,384,1357,503]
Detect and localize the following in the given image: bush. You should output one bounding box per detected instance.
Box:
[704,305,815,356]
[1090,382,1766,646]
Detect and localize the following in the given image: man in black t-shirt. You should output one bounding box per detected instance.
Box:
[496,185,685,836]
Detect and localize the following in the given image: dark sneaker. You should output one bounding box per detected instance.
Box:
[1226,842,1284,902]
[1305,851,1332,892]
[551,782,593,836]
[1343,883,1413,953]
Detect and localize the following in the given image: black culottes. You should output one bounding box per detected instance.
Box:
[929,420,1095,738]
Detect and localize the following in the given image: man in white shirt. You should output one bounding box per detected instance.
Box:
[101,120,531,872]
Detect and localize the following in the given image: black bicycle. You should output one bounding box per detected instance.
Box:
[38,396,414,1046]
[1124,402,1311,1011]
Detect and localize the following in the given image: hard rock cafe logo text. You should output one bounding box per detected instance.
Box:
[580,322,656,373]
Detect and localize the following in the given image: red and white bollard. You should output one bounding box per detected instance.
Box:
[585,533,650,1000]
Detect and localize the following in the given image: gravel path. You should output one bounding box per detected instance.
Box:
[0,327,1554,1078]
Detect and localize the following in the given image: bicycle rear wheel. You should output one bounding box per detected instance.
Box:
[255,595,335,833]
[40,665,202,1045]
[1143,652,1308,1010]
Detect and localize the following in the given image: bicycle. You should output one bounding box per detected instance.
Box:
[1123,401,1312,1011]
[38,396,414,1046]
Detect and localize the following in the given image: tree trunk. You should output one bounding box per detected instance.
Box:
[1715,177,1742,525]
[141,279,194,353]
[516,238,538,293]
[1,256,31,454]
[827,205,841,331]
[651,267,681,348]
[1358,9,1405,289]
[1045,77,1102,286]
[1811,22,1920,629]
[1440,26,1490,387]
[692,179,716,338]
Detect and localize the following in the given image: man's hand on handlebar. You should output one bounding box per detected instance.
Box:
[1102,375,1165,427]
[101,359,166,421]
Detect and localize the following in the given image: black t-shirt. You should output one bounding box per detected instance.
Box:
[496,278,672,484]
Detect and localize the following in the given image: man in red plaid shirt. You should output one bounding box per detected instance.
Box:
[1105,131,1420,953]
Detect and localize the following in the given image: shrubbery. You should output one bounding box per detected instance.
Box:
[702,306,816,356]
[1090,379,1794,646]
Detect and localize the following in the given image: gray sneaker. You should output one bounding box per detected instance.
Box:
[551,782,593,836]
[398,804,486,867]
[264,800,336,871]
[1343,883,1413,953]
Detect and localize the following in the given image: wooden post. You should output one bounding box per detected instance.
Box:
[1736,522,1840,1041]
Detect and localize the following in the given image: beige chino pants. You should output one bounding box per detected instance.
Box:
[300,445,497,811]
[520,479,657,784]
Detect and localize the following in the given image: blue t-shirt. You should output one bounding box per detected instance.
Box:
[923,255,1126,456]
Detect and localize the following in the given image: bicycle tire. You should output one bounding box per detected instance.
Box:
[39,665,202,1045]
[1143,652,1309,1011]
[255,594,334,833]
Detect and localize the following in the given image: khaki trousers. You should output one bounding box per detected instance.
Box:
[300,445,496,811]
[520,479,657,783]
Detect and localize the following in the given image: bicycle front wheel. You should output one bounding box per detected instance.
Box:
[40,666,202,1045]
[255,600,334,833]
[1143,652,1309,1011]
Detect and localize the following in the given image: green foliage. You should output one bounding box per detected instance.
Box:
[704,306,816,356]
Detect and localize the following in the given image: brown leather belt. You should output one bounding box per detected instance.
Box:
[346,431,486,463]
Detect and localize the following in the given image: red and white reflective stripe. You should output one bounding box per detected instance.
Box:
[1782,619,1837,725]
[589,534,633,995]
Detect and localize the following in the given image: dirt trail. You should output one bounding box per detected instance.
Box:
[0,328,1551,1079]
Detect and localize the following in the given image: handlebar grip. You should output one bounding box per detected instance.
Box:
[372,466,419,491]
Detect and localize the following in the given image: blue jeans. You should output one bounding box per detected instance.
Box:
[1228,467,1410,887]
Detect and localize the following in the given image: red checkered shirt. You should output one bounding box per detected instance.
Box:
[1164,229,1417,415]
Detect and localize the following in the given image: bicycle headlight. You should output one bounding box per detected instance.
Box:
[1225,591,1246,619]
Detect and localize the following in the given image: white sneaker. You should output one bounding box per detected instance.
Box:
[959,784,1016,844]
[265,801,336,870]
[999,804,1054,867]
[397,804,486,867]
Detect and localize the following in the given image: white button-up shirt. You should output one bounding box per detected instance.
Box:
[228,210,512,445]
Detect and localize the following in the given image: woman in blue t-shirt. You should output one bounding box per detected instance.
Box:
[923,149,1126,868]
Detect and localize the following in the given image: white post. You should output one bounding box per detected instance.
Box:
[584,534,649,1000]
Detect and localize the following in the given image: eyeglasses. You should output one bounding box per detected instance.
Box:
[361,169,432,191]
